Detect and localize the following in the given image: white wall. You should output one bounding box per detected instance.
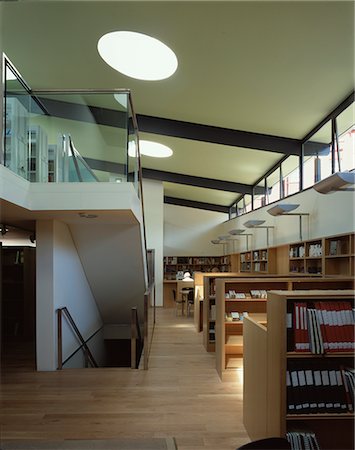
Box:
[164,204,228,256]
[216,188,355,253]
[142,179,164,306]
[36,220,103,371]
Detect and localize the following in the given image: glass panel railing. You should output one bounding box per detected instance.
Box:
[3,57,140,191]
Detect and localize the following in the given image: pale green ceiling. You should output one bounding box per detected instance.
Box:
[139,132,282,185]
[1,1,354,209]
[164,182,238,207]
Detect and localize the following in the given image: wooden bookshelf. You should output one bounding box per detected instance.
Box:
[240,251,252,272]
[163,255,231,280]
[215,277,291,380]
[215,278,354,380]
[324,233,354,277]
[244,290,355,449]
[288,232,354,277]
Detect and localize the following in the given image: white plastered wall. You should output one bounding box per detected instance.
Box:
[36,219,103,371]
[217,188,355,254]
[164,204,228,256]
[161,188,354,257]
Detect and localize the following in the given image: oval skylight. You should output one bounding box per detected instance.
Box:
[128,140,173,158]
[98,31,178,81]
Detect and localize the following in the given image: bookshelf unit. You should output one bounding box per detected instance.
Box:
[204,275,354,355]
[265,290,355,450]
[215,278,354,381]
[163,255,230,280]
[202,273,282,351]
[288,233,354,276]
[239,247,277,274]
[215,277,291,380]
[240,251,252,272]
[324,233,354,277]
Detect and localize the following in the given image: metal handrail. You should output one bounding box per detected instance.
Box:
[143,280,156,370]
[68,135,99,182]
[57,307,99,370]
[131,307,142,369]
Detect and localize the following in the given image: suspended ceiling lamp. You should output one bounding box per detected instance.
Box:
[243,220,274,247]
[228,229,246,235]
[97,31,178,81]
[267,203,309,241]
[228,229,252,251]
[267,204,300,216]
[313,171,355,194]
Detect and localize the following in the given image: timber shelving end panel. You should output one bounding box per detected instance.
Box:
[243,315,268,441]
[266,290,355,450]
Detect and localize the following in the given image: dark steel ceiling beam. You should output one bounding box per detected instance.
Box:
[164,196,229,214]
[143,168,255,194]
[137,115,301,155]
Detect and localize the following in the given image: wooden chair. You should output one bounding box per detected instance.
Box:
[186,289,194,317]
[172,289,185,316]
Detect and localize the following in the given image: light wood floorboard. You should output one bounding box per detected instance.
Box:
[0,308,251,450]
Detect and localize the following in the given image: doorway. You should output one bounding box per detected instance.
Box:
[1,244,36,372]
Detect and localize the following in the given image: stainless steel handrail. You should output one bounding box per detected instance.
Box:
[57,307,99,370]
[143,281,156,370]
[131,307,142,369]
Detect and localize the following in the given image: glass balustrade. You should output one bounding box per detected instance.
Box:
[2,56,140,192]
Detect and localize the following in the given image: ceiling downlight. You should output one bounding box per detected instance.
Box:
[97,31,178,81]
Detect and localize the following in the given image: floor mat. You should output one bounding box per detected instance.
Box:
[1,438,177,450]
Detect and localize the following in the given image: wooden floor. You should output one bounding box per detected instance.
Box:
[0,307,251,450]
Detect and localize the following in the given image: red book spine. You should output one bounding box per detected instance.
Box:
[294,302,308,352]
[315,302,328,351]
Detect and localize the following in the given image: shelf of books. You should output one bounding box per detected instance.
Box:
[266,290,354,450]
[324,233,354,277]
[288,232,354,277]
[163,255,231,280]
[239,247,277,274]
[215,277,292,380]
[215,278,354,381]
[201,273,245,348]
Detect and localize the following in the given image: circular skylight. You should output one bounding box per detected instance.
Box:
[128,140,173,158]
[97,31,178,81]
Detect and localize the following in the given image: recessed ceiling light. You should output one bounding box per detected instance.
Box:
[129,140,173,158]
[97,31,178,81]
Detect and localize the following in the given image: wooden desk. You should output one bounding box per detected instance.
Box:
[163,280,194,309]
[163,280,177,308]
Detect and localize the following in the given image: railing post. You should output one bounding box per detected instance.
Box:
[131,307,137,369]
[57,309,63,370]
[144,292,149,370]
[84,348,89,368]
